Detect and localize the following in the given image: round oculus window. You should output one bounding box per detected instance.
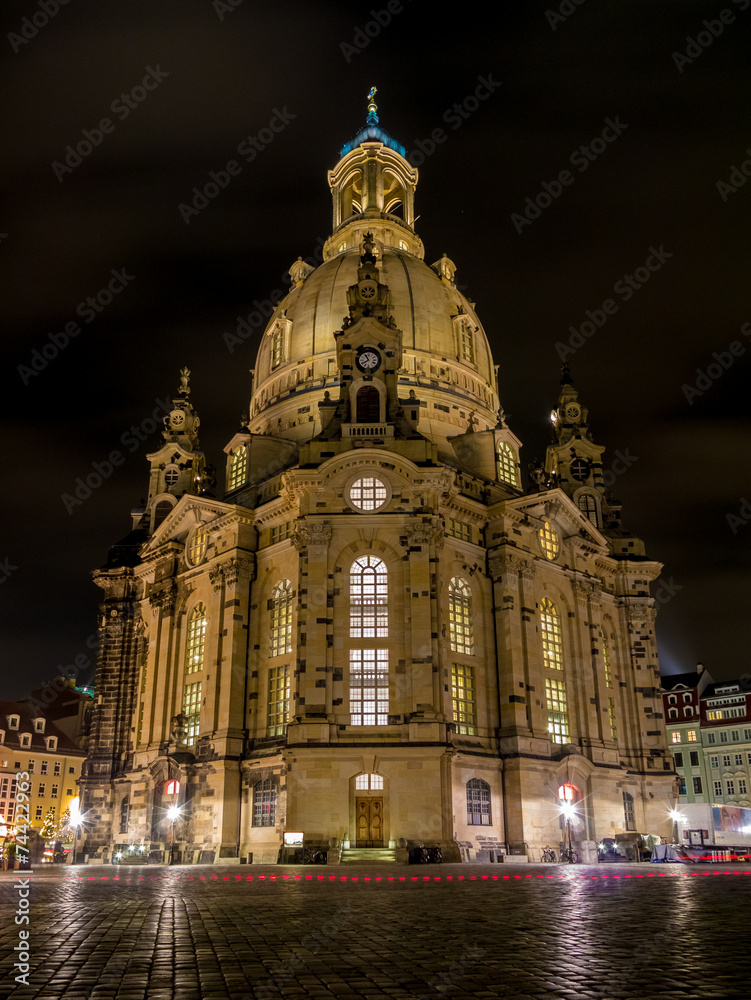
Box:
[570,458,591,482]
[348,476,389,512]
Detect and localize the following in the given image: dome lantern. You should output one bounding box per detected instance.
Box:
[325,87,422,260]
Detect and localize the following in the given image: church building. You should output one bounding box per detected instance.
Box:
[79,93,675,864]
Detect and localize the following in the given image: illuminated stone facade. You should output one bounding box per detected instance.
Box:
[80,103,675,864]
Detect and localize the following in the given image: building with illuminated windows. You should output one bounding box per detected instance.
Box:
[663,667,751,816]
[1,696,87,847]
[79,96,675,864]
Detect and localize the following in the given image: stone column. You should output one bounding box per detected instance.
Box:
[403,517,443,725]
[291,520,332,740]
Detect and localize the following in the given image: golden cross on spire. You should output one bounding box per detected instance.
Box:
[367,86,378,123]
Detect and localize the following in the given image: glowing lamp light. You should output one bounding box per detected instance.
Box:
[560,802,576,822]
[669,808,684,823]
[167,805,181,822]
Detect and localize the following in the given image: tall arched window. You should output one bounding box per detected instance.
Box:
[449,577,474,654]
[577,493,599,527]
[270,327,284,369]
[350,556,388,638]
[153,500,173,530]
[466,778,491,825]
[270,581,293,657]
[228,447,247,491]
[497,442,519,488]
[186,604,207,672]
[356,386,380,423]
[540,598,562,670]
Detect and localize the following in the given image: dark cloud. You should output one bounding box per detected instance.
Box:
[2,0,749,695]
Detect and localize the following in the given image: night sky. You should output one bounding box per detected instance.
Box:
[3,0,749,699]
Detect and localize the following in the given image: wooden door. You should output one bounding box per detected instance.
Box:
[355,797,383,847]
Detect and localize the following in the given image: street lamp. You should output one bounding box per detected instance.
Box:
[167,805,180,865]
[560,801,575,862]
[669,808,684,844]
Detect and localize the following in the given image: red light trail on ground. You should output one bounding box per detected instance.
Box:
[3,869,751,884]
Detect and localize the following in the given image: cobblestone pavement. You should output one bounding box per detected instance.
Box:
[1,862,750,1000]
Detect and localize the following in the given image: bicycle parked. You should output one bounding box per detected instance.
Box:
[559,845,579,864]
[541,845,557,863]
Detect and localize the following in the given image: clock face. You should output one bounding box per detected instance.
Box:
[356,346,382,373]
[570,458,591,482]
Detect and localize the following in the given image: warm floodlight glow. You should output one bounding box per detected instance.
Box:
[167,805,181,822]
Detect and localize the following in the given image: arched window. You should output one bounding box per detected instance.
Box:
[466,778,491,825]
[270,327,284,369]
[497,442,518,488]
[669,708,678,718]
[355,773,384,790]
[252,780,277,827]
[164,467,179,491]
[350,556,388,638]
[623,792,635,831]
[449,578,474,655]
[457,320,475,364]
[356,386,381,422]
[186,604,207,672]
[270,581,293,657]
[153,500,173,530]
[540,598,562,671]
[577,493,599,527]
[228,447,247,491]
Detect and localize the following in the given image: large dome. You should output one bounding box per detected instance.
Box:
[249,243,500,449]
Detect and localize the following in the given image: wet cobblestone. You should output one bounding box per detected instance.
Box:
[1,863,750,999]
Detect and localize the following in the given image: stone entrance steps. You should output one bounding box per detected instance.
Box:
[340,847,396,864]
